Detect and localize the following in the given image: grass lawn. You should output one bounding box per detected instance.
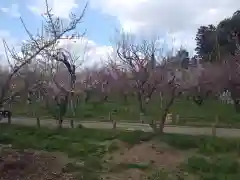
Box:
[1,124,240,179]
[11,97,240,126]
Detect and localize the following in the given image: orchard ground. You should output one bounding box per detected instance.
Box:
[1,124,240,179]
[2,97,240,179]
[11,98,240,128]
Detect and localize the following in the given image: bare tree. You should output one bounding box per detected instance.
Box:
[225,55,240,112]
[106,60,134,103]
[33,46,85,128]
[190,57,240,113]
[115,34,179,133]
[115,33,210,133]
[116,34,161,115]
[23,64,51,127]
[51,49,82,128]
[0,0,87,124]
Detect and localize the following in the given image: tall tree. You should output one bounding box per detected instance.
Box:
[0,0,87,123]
[195,10,240,61]
[217,11,240,56]
[176,48,190,69]
[195,10,240,112]
[195,24,217,61]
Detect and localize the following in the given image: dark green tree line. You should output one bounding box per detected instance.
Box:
[195,10,240,61]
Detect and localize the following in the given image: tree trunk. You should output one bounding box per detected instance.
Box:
[108,111,112,122]
[234,99,240,112]
[159,87,176,134]
[137,92,145,114]
[149,120,157,132]
[159,92,163,108]
[112,120,116,129]
[58,115,63,128]
[70,119,74,128]
[36,117,40,128]
[7,112,11,125]
[84,91,90,103]
[229,81,240,113]
[103,94,108,102]
[69,98,75,128]
[139,113,144,124]
[123,93,128,104]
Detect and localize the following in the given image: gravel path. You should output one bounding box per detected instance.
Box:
[1,117,240,138]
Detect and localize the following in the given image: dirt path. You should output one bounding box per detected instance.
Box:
[1,117,240,138]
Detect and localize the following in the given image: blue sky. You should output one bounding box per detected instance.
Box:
[0,0,239,64]
[0,0,119,46]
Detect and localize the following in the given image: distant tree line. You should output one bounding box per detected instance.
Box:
[195,10,240,61]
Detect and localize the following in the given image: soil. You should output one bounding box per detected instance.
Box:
[0,148,76,180]
[103,141,190,180]
[0,141,193,180]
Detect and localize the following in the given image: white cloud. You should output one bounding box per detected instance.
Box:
[0,30,23,69]
[0,30,18,56]
[28,0,78,19]
[0,30,112,68]
[56,37,113,68]
[0,3,20,18]
[90,0,240,52]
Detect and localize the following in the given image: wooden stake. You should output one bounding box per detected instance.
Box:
[113,120,116,129]
[175,114,180,124]
[36,117,40,128]
[140,113,144,124]
[70,119,74,128]
[212,115,218,137]
[212,124,216,137]
[108,112,112,122]
[7,111,11,125]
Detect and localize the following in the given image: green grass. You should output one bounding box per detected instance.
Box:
[183,156,240,180]
[11,97,240,125]
[0,124,155,180]
[109,162,151,174]
[186,156,239,174]
[2,124,240,156]
[0,124,154,157]
[2,124,240,179]
[147,155,240,180]
[159,133,240,155]
[146,169,187,180]
[156,134,240,179]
